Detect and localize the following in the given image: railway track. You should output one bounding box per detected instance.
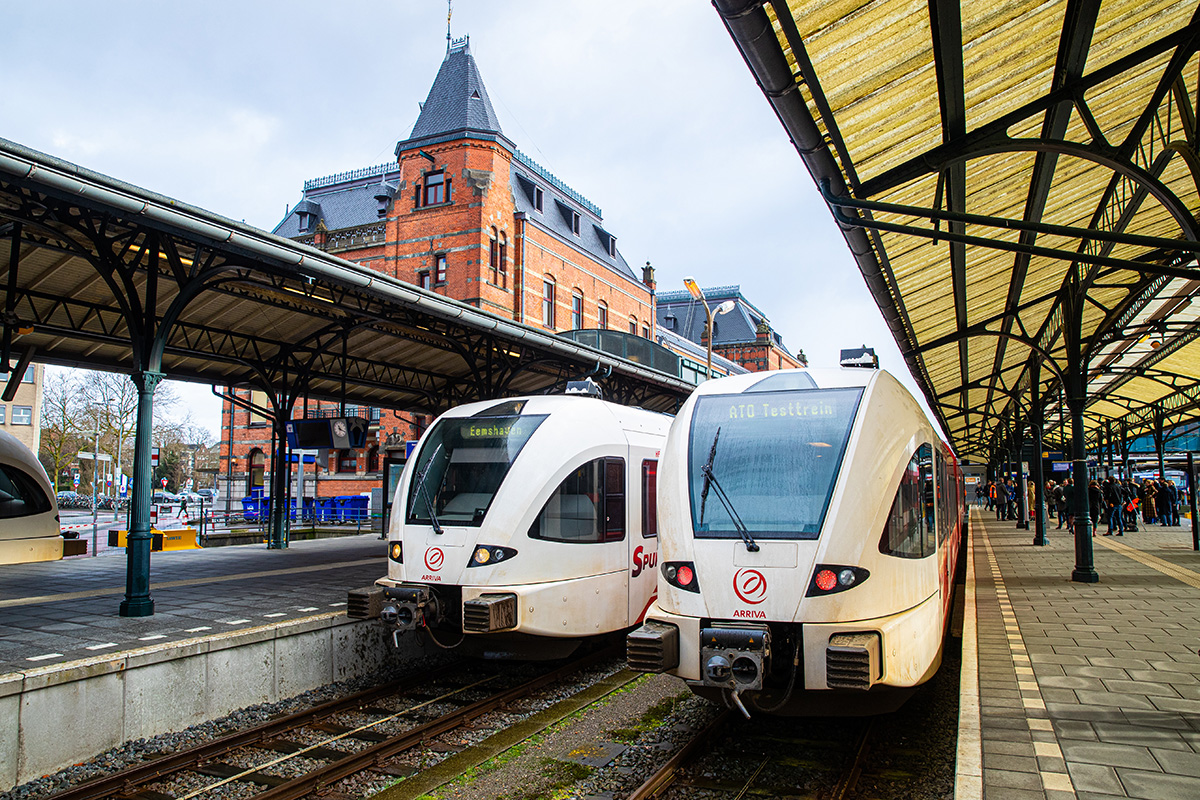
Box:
[628,709,875,800]
[43,648,622,800]
[626,640,961,799]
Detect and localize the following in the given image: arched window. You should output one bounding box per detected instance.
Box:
[597,301,608,329]
[629,315,637,335]
[249,449,265,493]
[338,450,358,474]
[571,290,584,329]
[367,446,380,473]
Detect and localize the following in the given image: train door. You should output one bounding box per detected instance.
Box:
[628,455,660,625]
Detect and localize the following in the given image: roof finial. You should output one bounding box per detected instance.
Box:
[446,0,452,53]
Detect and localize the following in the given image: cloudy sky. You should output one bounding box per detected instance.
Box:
[5,1,926,439]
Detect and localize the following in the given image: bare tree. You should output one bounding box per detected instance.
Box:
[39,368,181,493]
[39,371,85,491]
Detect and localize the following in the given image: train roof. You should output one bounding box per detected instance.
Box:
[430,393,673,425]
[0,429,53,492]
[686,366,885,398]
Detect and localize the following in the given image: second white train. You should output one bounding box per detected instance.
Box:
[628,365,964,715]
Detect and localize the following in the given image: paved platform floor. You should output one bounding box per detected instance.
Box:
[0,533,388,675]
[963,508,1200,800]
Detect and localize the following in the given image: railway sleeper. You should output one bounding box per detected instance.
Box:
[193,762,289,787]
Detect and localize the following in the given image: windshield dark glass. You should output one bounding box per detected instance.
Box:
[406,414,547,527]
[688,388,863,540]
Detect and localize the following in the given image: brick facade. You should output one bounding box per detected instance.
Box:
[217,41,653,508]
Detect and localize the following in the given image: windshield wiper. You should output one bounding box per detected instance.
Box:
[411,443,444,535]
[698,428,759,552]
[699,427,720,525]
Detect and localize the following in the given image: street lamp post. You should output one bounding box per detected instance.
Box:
[682,277,736,380]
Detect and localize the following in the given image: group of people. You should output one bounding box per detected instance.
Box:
[975,474,1186,536]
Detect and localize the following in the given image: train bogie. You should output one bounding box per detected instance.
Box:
[628,366,964,715]
[351,387,670,660]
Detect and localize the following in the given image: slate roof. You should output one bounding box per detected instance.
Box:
[509,158,637,284]
[655,285,797,357]
[399,39,510,152]
[271,38,637,289]
[273,166,399,238]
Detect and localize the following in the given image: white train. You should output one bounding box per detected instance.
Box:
[350,383,671,659]
[627,364,964,715]
[0,429,73,564]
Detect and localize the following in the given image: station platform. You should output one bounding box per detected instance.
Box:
[959,508,1200,800]
[0,532,388,675]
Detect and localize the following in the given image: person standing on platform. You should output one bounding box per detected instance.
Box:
[1026,479,1036,522]
[987,481,997,512]
[1166,479,1180,526]
[1063,478,1077,534]
[1103,476,1123,536]
[1088,480,1103,532]
[1124,479,1139,532]
[1142,479,1157,525]
[1054,480,1068,529]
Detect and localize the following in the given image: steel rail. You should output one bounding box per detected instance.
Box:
[626,709,732,800]
[248,646,621,800]
[40,661,463,800]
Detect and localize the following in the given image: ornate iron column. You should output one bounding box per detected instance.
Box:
[1031,359,1048,546]
[120,369,163,617]
[1065,287,1098,583]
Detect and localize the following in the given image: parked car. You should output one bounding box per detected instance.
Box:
[195,488,217,502]
[151,490,180,504]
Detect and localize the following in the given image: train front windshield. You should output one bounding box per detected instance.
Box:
[406,414,547,527]
[688,388,863,540]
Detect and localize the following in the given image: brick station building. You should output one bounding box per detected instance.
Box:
[217,39,658,508]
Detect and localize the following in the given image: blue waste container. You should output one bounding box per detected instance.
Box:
[344,496,368,523]
[317,497,337,523]
[241,496,261,521]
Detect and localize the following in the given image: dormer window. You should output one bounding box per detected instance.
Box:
[534,186,544,213]
[297,212,312,233]
[571,211,581,236]
[607,235,617,257]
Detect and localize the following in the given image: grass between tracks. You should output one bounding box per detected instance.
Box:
[406,672,666,799]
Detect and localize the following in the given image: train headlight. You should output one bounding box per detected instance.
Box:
[661,561,700,593]
[388,542,403,563]
[468,545,517,567]
[806,564,870,596]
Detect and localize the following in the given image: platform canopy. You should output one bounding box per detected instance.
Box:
[0,138,691,416]
[717,0,1200,460]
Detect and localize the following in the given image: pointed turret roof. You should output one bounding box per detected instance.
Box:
[397,38,511,154]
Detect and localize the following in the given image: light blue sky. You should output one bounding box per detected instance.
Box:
[5,1,927,439]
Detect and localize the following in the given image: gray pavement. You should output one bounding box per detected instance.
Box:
[971,508,1200,800]
[0,533,389,675]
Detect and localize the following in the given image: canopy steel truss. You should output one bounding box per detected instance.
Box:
[717,0,1200,581]
[0,138,689,614]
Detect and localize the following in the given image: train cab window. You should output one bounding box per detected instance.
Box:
[642,460,658,538]
[529,457,626,544]
[688,387,863,540]
[879,443,934,558]
[0,464,52,519]
[407,413,547,528]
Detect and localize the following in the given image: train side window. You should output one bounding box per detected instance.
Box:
[641,459,658,538]
[0,465,52,519]
[879,443,934,559]
[529,457,625,544]
[605,458,626,542]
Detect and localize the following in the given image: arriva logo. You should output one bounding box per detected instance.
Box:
[631,545,658,578]
[424,547,444,571]
[733,568,767,604]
